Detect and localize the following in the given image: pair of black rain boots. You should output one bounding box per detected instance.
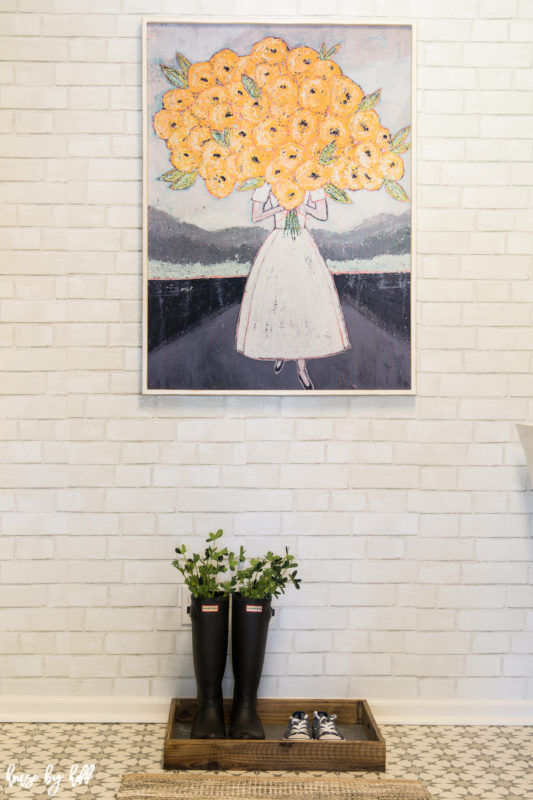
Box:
[188,594,272,740]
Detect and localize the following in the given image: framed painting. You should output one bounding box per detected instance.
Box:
[142,17,415,395]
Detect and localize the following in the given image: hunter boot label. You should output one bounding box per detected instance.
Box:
[201,605,219,612]
[245,605,263,613]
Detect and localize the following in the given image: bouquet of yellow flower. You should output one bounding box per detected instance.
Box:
[153,37,410,236]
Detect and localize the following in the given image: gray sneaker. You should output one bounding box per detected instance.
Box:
[282,710,313,740]
[312,710,345,741]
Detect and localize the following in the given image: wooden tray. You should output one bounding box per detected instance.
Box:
[164,698,386,771]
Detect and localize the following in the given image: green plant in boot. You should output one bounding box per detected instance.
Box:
[172,529,245,598]
[235,547,301,600]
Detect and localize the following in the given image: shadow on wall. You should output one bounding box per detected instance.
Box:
[517,424,533,486]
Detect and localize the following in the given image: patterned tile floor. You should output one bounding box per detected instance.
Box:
[0,722,531,800]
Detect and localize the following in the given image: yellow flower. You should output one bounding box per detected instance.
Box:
[205,158,238,197]
[192,86,228,121]
[378,152,404,181]
[153,109,183,140]
[354,141,380,169]
[251,36,289,65]
[162,88,193,111]
[208,103,236,129]
[234,55,261,80]
[187,61,216,92]
[166,126,190,151]
[253,117,288,150]
[228,119,254,152]
[374,125,392,151]
[359,167,383,191]
[239,96,271,124]
[200,140,230,179]
[274,142,305,171]
[333,161,362,191]
[311,59,341,80]
[265,161,293,185]
[348,109,379,142]
[254,62,281,86]
[210,49,240,84]
[227,79,249,106]
[329,75,364,116]
[236,146,270,179]
[187,125,213,154]
[294,159,332,191]
[170,145,201,172]
[263,74,298,109]
[318,115,351,148]
[299,77,330,113]
[286,46,318,79]
[288,109,319,146]
[271,179,305,210]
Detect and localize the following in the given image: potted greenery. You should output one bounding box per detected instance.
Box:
[234,548,301,599]
[172,528,243,598]
[172,531,300,741]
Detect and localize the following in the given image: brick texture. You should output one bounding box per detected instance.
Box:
[0,2,531,701]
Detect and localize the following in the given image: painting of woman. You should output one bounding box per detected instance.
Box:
[236,184,350,389]
[144,21,413,394]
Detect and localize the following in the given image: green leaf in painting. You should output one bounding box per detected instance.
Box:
[324,183,352,204]
[211,128,230,148]
[384,178,410,203]
[241,73,262,99]
[175,52,191,74]
[318,140,338,165]
[237,177,265,191]
[390,125,411,152]
[159,168,185,183]
[325,43,341,59]
[161,64,187,88]
[170,171,198,190]
[319,42,327,59]
[394,142,411,154]
[357,88,382,111]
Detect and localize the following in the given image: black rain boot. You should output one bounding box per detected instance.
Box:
[229,594,272,739]
[189,595,229,739]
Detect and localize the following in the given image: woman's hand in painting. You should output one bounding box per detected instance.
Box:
[301,195,328,221]
[251,195,283,223]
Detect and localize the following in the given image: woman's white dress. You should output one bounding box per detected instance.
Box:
[235,184,351,360]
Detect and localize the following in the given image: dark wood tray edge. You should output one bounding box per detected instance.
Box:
[164,698,386,772]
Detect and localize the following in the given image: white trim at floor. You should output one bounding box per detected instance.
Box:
[0,697,532,725]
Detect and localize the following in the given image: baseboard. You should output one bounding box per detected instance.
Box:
[0,696,170,723]
[0,696,531,725]
[369,698,533,726]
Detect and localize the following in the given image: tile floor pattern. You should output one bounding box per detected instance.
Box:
[0,722,531,800]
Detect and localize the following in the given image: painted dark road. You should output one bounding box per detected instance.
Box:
[147,301,410,392]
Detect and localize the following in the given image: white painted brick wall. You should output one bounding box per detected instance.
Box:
[0,0,531,704]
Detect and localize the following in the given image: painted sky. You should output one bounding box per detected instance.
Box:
[146,21,412,234]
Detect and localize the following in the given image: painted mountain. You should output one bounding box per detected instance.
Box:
[147,206,411,272]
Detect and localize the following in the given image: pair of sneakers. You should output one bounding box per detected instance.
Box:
[283,710,344,741]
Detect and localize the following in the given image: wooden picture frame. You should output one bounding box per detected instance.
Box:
[142,17,415,395]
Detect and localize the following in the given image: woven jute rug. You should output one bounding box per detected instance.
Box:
[115,772,433,799]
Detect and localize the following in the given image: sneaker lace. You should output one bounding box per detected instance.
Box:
[289,717,309,735]
[318,714,339,735]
